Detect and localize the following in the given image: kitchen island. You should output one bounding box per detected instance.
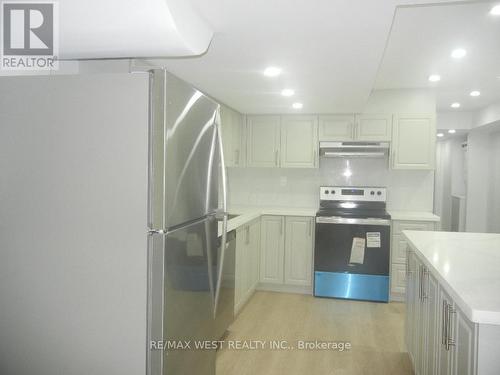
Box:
[403,230,500,375]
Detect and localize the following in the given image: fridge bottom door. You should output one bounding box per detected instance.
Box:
[148,217,217,375]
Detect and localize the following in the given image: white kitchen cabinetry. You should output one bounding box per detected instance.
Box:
[259,215,314,291]
[280,115,318,168]
[318,115,355,141]
[318,114,391,142]
[246,115,280,168]
[234,218,261,314]
[259,216,285,284]
[220,105,245,167]
[392,114,436,170]
[284,216,314,286]
[355,114,392,141]
[391,220,437,301]
[406,248,479,375]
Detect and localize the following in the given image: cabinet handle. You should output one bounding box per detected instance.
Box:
[350,123,355,139]
[275,149,279,167]
[235,150,240,166]
[422,268,429,300]
[246,226,250,245]
[442,300,448,346]
[308,220,312,237]
[447,304,456,350]
[280,219,284,236]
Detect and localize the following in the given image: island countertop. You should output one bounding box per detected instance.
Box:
[402,230,500,325]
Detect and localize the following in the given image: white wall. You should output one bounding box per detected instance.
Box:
[362,89,436,113]
[434,137,467,231]
[465,126,500,233]
[437,112,474,131]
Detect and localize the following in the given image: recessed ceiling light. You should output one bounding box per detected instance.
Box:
[490,5,500,15]
[263,66,282,77]
[448,129,456,134]
[451,48,467,59]
[292,102,303,109]
[451,102,461,108]
[281,89,295,97]
[437,133,444,138]
[428,74,441,82]
[470,90,481,97]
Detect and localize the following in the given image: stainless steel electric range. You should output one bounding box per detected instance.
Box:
[314,186,391,302]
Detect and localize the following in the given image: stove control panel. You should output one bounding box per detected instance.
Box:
[320,186,387,202]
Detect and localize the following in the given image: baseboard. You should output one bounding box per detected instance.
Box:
[257,283,312,295]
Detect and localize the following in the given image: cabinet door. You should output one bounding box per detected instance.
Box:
[423,269,440,375]
[318,115,355,141]
[391,234,408,264]
[390,263,406,295]
[246,115,281,167]
[280,115,318,168]
[437,288,454,375]
[452,307,477,375]
[392,114,436,170]
[249,219,261,291]
[405,248,416,358]
[355,114,392,141]
[259,216,285,284]
[234,226,248,313]
[284,216,313,286]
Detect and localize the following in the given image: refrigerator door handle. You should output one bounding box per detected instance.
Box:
[213,107,228,318]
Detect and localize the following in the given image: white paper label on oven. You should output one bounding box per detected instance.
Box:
[349,237,365,264]
[366,232,381,248]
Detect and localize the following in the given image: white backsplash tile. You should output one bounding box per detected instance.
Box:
[227,158,434,211]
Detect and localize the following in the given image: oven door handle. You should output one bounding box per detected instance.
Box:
[316,216,391,226]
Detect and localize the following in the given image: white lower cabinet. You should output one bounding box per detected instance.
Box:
[259,216,285,284]
[284,216,313,286]
[234,218,260,314]
[259,215,314,290]
[391,220,438,301]
[406,246,479,375]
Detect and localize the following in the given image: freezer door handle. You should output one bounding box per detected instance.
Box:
[213,107,228,318]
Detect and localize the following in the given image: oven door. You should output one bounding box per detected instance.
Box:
[314,216,391,302]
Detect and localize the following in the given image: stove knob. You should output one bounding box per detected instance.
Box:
[370,191,375,195]
[325,190,329,194]
[331,190,336,194]
[377,191,382,196]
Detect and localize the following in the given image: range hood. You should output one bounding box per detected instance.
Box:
[319,141,390,158]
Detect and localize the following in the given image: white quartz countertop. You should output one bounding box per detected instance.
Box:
[388,210,440,222]
[403,230,500,325]
[217,206,317,235]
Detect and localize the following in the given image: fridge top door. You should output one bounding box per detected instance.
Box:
[149,70,220,231]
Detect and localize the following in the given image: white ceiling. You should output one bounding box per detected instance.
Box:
[375,2,500,112]
[150,0,487,114]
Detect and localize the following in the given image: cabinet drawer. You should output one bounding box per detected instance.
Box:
[393,220,435,235]
[391,234,409,264]
[391,263,406,295]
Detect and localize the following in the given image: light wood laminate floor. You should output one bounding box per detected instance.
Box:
[217,291,413,375]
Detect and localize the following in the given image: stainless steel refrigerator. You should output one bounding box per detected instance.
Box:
[0,69,232,375]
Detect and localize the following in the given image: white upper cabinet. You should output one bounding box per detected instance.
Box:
[220,106,245,167]
[392,114,436,170]
[280,115,318,168]
[284,216,313,286]
[355,114,392,141]
[318,115,355,141]
[246,115,281,168]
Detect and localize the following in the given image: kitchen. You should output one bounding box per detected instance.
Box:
[0,1,500,375]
